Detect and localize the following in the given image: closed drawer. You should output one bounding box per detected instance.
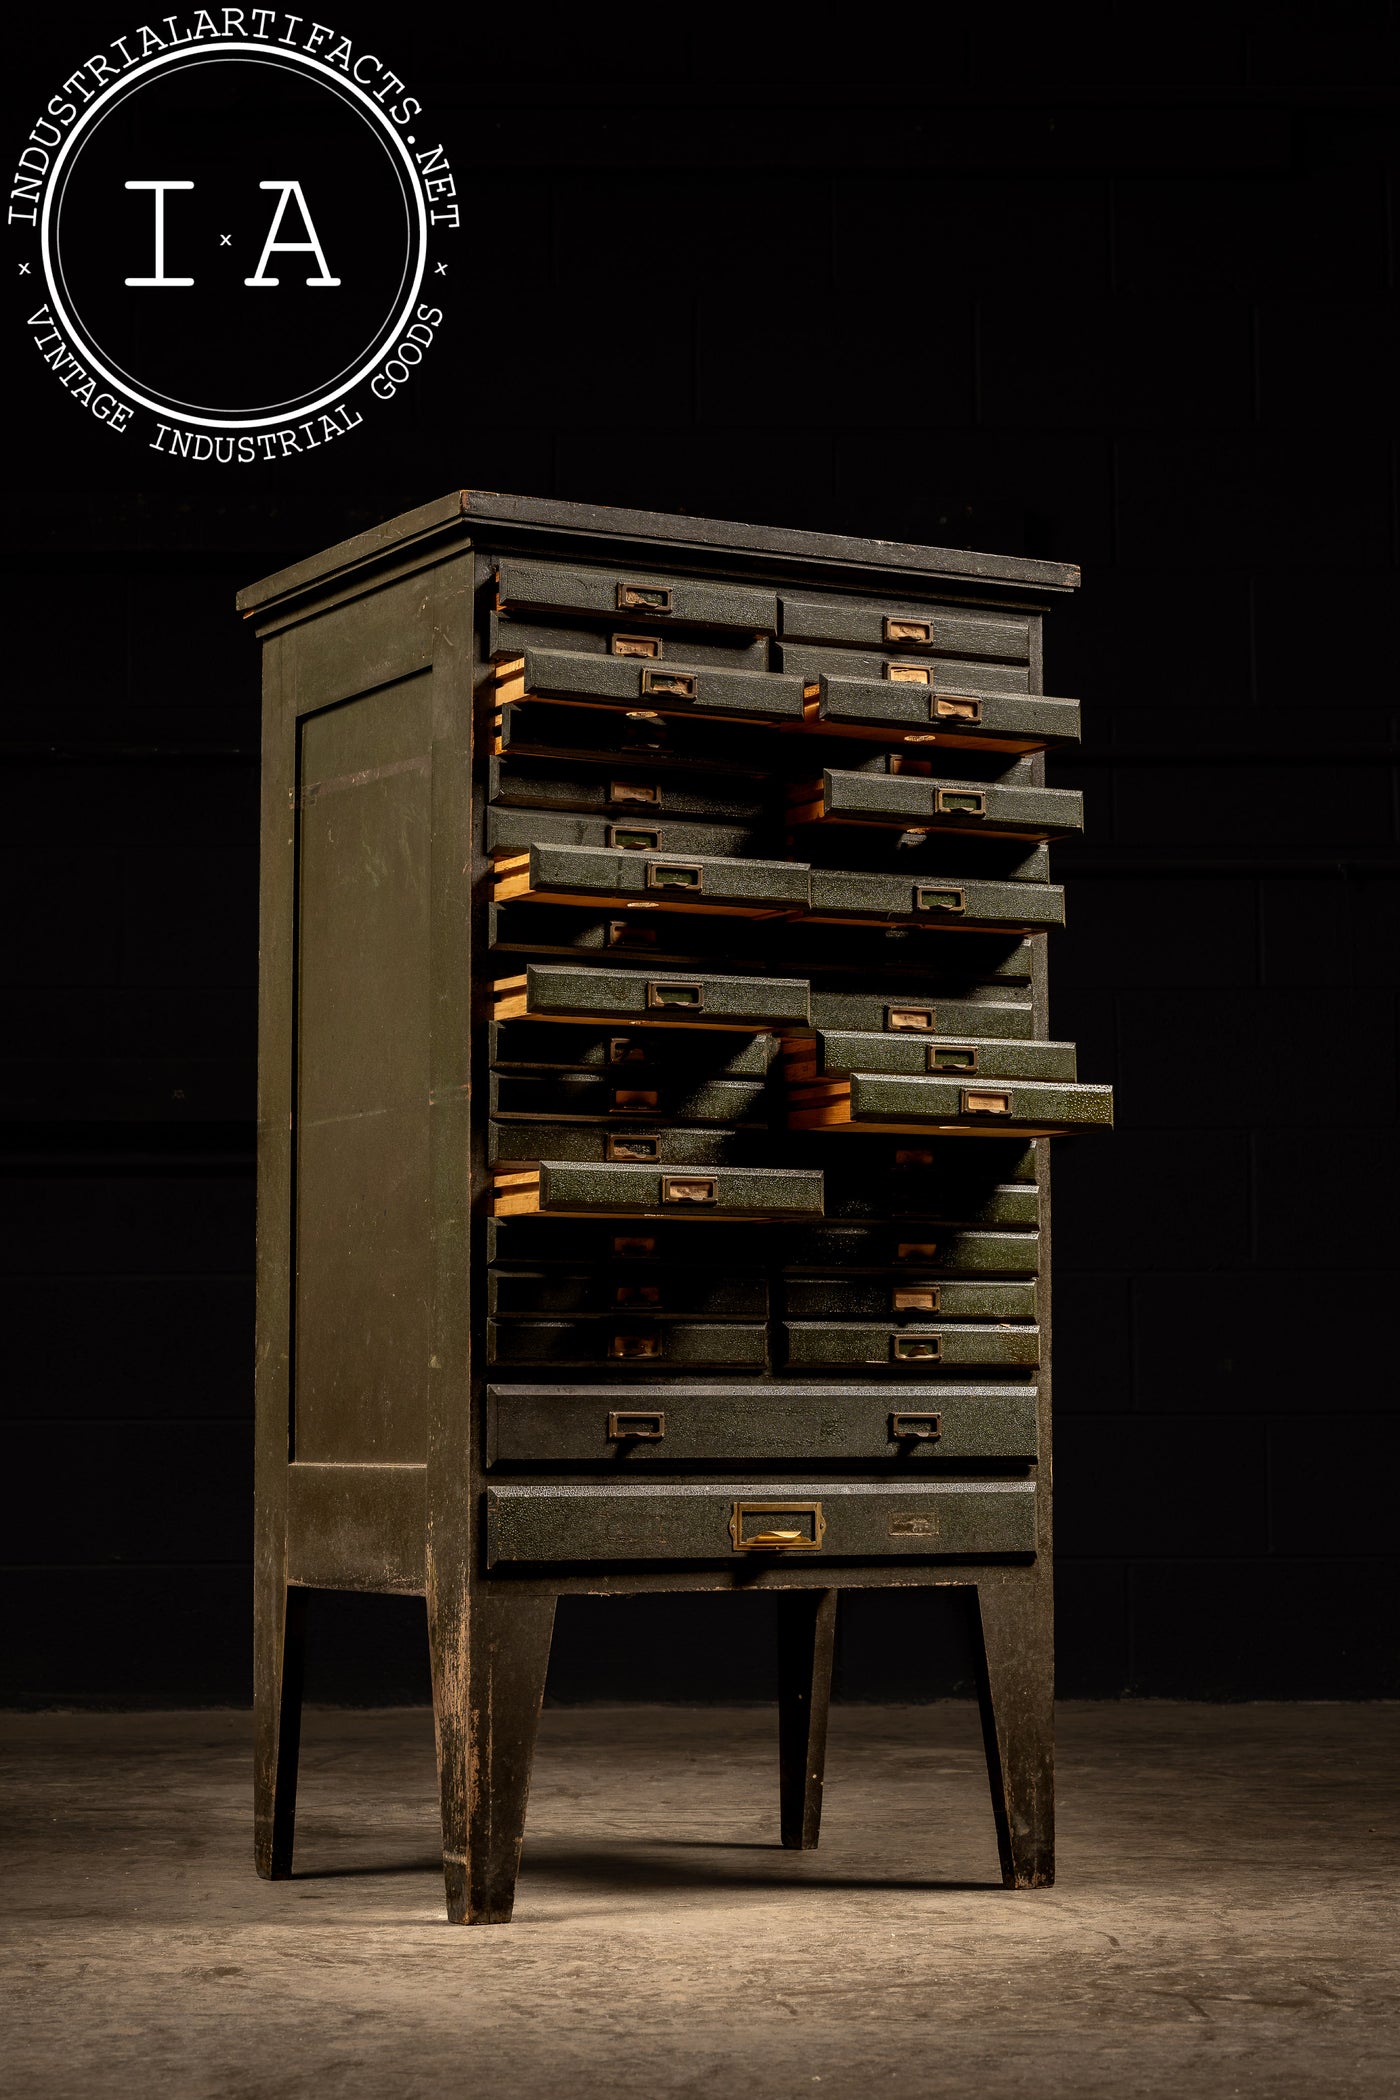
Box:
[493,964,810,1030]
[496,560,778,635]
[790,1073,1114,1135]
[779,643,1029,695]
[806,868,1064,933]
[495,698,776,774]
[486,1381,1039,1464]
[783,1031,1077,1083]
[778,592,1031,662]
[487,1319,769,1368]
[491,1021,776,1076]
[487,1218,776,1266]
[484,1479,1037,1563]
[778,1224,1038,1274]
[819,1154,1041,1227]
[490,1121,761,1167]
[490,902,794,971]
[782,1277,1037,1319]
[486,807,760,861]
[787,770,1083,840]
[499,648,805,724]
[807,988,1033,1037]
[490,1072,770,1124]
[782,1321,1039,1370]
[493,843,809,919]
[804,676,1078,751]
[489,615,768,670]
[487,1267,769,1317]
[492,1161,824,1219]
[489,755,771,826]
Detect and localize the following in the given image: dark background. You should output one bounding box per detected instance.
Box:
[5,2,1398,1706]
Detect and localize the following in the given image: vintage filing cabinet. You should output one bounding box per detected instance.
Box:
[239,490,1111,1925]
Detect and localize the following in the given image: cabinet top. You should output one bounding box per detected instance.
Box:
[236,488,1080,621]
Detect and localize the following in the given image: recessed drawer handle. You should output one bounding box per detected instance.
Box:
[896,1240,938,1261]
[618,582,672,613]
[609,1331,662,1359]
[646,861,704,892]
[609,824,661,850]
[884,659,932,684]
[611,1088,659,1110]
[729,1500,826,1551]
[611,632,662,658]
[892,1285,940,1313]
[609,779,660,805]
[884,617,933,645]
[935,788,986,818]
[607,1135,660,1161]
[933,695,982,724]
[662,1174,717,1205]
[962,1088,1011,1116]
[915,884,965,916]
[891,1334,941,1361]
[929,1045,977,1072]
[647,980,704,1010]
[613,1233,656,1257]
[640,668,695,698]
[886,1004,935,1032]
[607,1409,666,1438]
[614,1282,661,1307]
[890,1411,943,1439]
[610,1036,645,1063]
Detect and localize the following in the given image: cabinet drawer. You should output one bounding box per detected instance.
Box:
[486,1382,1039,1464]
[496,559,778,635]
[804,676,1078,751]
[789,1073,1115,1136]
[489,755,771,825]
[783,1031,1077,1083]
[782,1277,1037,1319]
[487,1319,769,1368]
[807,868,1064,933]
[491,1021,776,1076]
[487,1267,769,1317]
[487,1218,775,1266]
[779,643,1030,694]
[492,1161,825,1219]
[807,988,1033,1037]
[493,964,810,1030]
[484,1479,1037,1563]
[778,1224,1038,1274]
[496,700,773,777]
[782,1321,1039,1370]
[489,615,768,670]
[787,769,1083,840]
[487,806,760,861]
[493,843,809,919]
[779,592,1031,662]
[490,1072,770,1124]
[491,1121,761,1167]
[499,648,805,724]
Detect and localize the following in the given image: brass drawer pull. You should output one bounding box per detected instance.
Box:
[611,632,661,658]
[607,1134,660,1161]
[607,1409,666,1438]
[935,788,986,818]
[608,824,661,850]
[647,979,704,1010]
[609,1331,662,1360]
[915,884,965,916]
[640,668,695,699]
[618,582,672,613]
[933,695,982,723]
[896,1240,938,1261]
[895,1147,934,1167]
[929,1044,977,1072]
[890,1411,943,1440]
[611,1088,659,1111]
[609,779,660,806]
[884,616,933,645]
[662,1174,717,1205]
[891,1334,941,1361]
[884,659,932,684]
[613,1233,655,1256]
[608,919,656,947]
[886,1004,935,1033]
[729,1500,826,1551]
[609,1036,644,1063]
[646,860,704,892]
[962,1088,1011,1116]
[614,1282,661,1308]
[892,1285,940,1313]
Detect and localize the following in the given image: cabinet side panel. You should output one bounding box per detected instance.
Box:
[294,672,434,1461]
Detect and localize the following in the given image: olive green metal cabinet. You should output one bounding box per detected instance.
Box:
[239,491,1111,1925]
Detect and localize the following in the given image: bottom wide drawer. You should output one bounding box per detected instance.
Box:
[483,1480,1036,1563]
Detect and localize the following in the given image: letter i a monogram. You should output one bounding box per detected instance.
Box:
[122,180,341,289]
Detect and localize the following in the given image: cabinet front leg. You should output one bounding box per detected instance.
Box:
[254,1581,306,1880]
[973,1574,1054,1888]
[777,1588,837,1850]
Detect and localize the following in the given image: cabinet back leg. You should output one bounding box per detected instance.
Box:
[777,1588,837,1850]
[429,1587,556,1925]
[972,1574,1054,1888]
[254,1581,306,1880]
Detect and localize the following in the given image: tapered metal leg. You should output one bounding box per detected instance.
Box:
[973,1574,1054,1887]
[777,1588,837,1850]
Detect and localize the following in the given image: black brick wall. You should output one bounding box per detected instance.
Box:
[4,2,1397,1703]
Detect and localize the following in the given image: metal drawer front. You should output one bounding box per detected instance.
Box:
[783,1032,1077,1083]
[781,1277,1037,1319]
[486,1382,1039,1463]
[491,1022,776,1076]
[484,1479,1037,1564]
[487,807,759,861]
[806,868,1065,934]
[787,770,1084,840]
[782,1321,1040,1370]
[496,560,778,635]
[806,676,1079,751]
[789,1074,1114,1136]
[495,699,777,774]
[490,1121,762,1167]
[489,615,769,670]
[487,1268,769,1318]
[489,755,771,825]
[498,648,805,723]
[778,593,1032,662]
[778,643,1030,695]
[778,1224,1038,1274]
[489,1072,771,1125]
[493,964,810,1029]
[492,1161,825,1219]
[487,1218,777,1266]
[493,843,810,918]
[487,1319,769,1368]
[807,988,1033,1038]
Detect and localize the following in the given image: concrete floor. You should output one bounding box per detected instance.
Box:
[2,1704,1398,2100]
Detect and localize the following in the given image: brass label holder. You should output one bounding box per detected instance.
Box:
[729,1500,826,1551]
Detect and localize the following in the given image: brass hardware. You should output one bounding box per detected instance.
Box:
[608,824,661,851]
[611,632,662,658]
[607,1408,665,1438]
[609,1330,662,1359]
[646,860,704,893]
[915,884,966,916]
[884,659,932,684]
[933,695,982,724]
[614,1282,661,1308]
[895,1148,934,1167]
[647,980,703,1010]
[640,668,696,699]
[608,918,656,947]
[609,1036,645,1063]
[935,787,987,818]
[892,1334,941,1361]
[612,1234,656,1257]
[884,616,934,645]
[892,1285,940,1313]
[929,1044,977,1072]
[886,1004,935,1032]
[662,1174,717,1205]
[729,1500,827,1552]
[607,1134,660,1161]
[618,582,672,614]
[609,779,660,806]
[962,1088,1011,1116]
[896,1241,938,1261]
[611,1088,659,1111]
[890,1412,943,1440]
